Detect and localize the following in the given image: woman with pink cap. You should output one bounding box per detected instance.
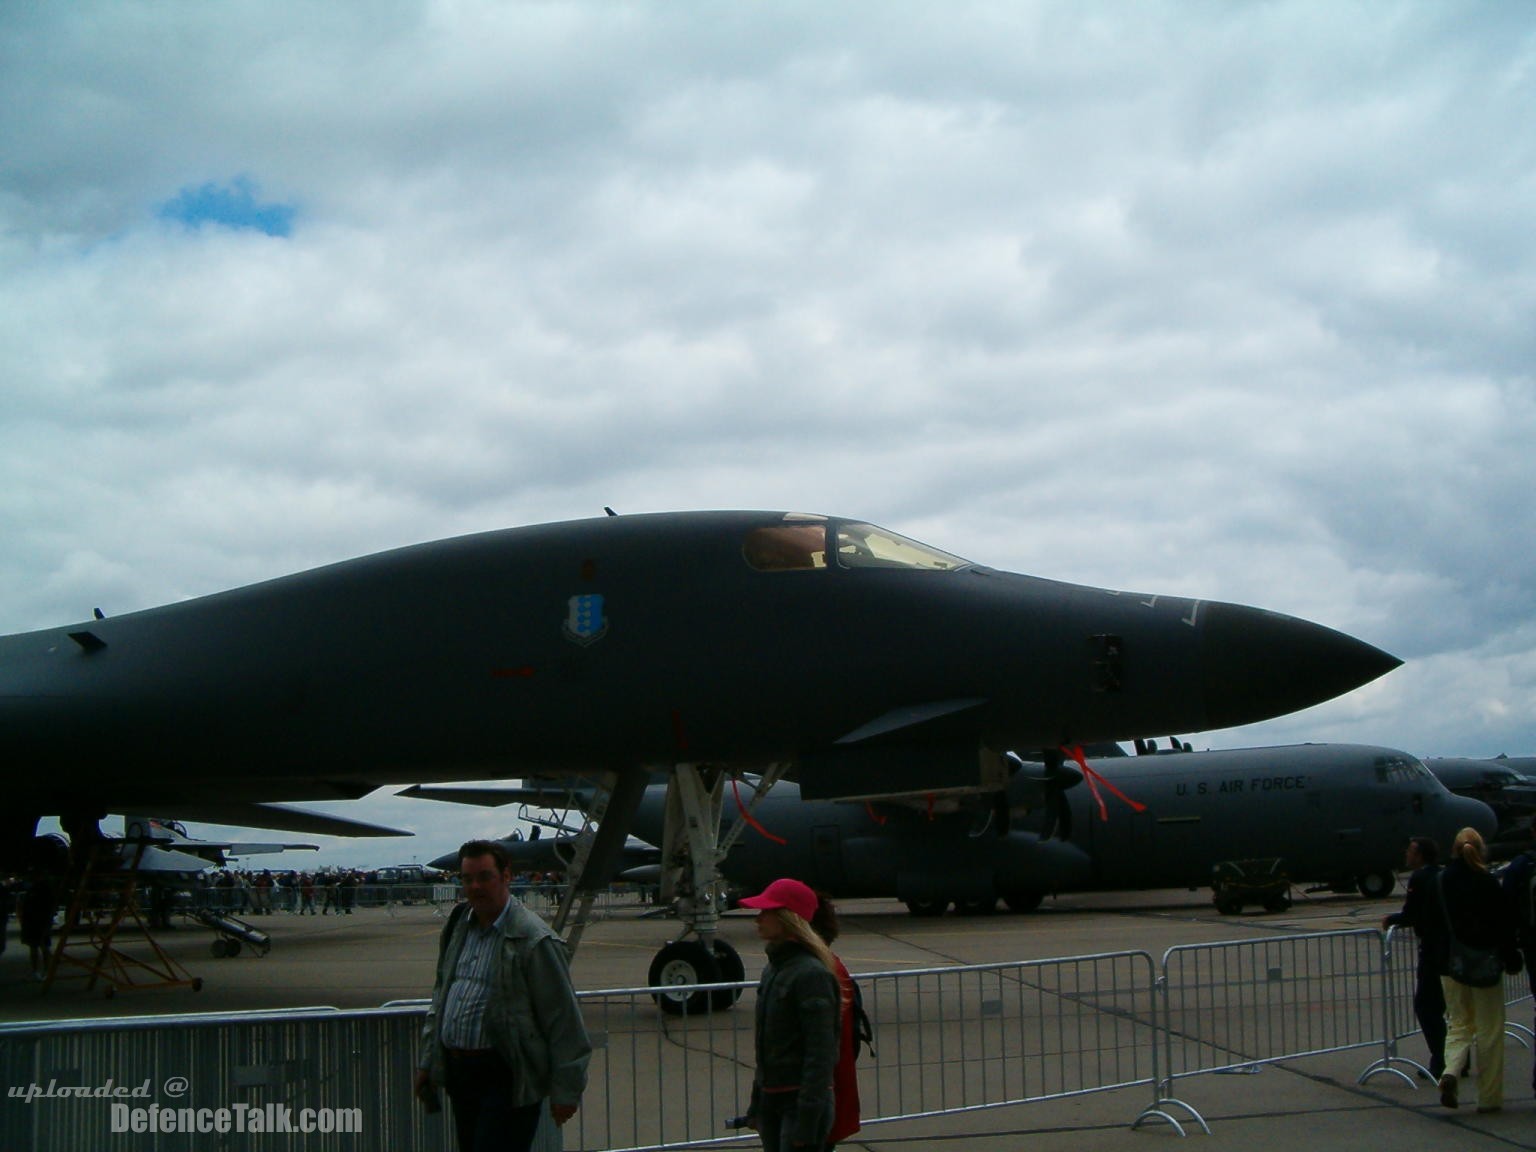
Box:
[740,877,842,1150]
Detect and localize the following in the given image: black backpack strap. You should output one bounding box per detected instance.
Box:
[851,980,875,1058]
[439,900,468,956]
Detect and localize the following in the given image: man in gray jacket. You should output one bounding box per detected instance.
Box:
[415,840,591,1152]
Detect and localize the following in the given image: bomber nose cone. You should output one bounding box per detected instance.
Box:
[1199,602,1401,730]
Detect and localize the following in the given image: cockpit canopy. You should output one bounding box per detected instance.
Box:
[742,514,972,573]
[1375,754,1434,785]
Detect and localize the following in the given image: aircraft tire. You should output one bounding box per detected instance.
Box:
[1216,896,1243,915]
[210,940,227,959]
[1003,890,1044,913]
[226,939,242,957]
[904,898,950,917]
[649,941,721,1016]
[1357,871,1396,899]
[1263,892,1292,913]
[710,940,746,1012]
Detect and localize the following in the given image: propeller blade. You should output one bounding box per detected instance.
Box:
[1038,748,1064,841]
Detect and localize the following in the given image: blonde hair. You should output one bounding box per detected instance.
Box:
[774,908,850,1006]
[1451,826,1488,872]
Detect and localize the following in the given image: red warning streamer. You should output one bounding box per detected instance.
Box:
[1062,744,1148,822]
[732,777,788,845]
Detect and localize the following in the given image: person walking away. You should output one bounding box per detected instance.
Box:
[19,868,58,981]
[1436,826,1520,1112]
[1499,821,1536,1098]
[415,840,590,1152]
[0,875,13,957]
[1381,837,1447,1079]
[740,878,841,1152]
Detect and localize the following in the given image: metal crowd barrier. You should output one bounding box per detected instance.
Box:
[567,949,1165,1151]
[1,1006,437,1151]
[4,927,1533,1150]
[1160,929,1388,1080]
[854,952,1161,1123]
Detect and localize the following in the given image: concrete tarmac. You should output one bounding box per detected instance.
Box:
[3,886,1534,1150]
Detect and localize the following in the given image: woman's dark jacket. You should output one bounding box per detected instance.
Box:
[1440,858,1520,974]
[752,940,840,1146]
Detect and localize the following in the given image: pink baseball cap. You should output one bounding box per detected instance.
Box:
[739,877,818,921]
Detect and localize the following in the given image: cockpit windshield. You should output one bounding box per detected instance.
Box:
[832,522,971,570]
[742,514,971,573]
[1375,755,1433,785]
[1482,768,1524,787]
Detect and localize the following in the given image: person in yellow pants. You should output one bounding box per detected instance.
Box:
[1436,827,1521,1113]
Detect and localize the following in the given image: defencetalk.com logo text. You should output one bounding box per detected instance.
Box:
[110,1103,364,1135]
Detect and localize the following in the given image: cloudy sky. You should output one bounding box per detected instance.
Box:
[3,2,1533,869]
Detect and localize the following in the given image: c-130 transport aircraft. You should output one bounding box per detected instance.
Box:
[425,741,1497,1011]
[0,510,1400,982]
[666,743,1494,915]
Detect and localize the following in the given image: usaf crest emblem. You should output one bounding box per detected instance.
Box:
[563,593,608,646]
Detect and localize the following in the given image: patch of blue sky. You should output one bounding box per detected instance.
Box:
[155,177,296,237]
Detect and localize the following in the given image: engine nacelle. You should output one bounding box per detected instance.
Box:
[992,832,1094,892]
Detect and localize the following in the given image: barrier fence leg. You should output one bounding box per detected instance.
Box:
[1359,928,1422,1088]
[1133,967,1209,1135]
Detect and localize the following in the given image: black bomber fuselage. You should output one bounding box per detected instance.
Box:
[0,511,1399,830]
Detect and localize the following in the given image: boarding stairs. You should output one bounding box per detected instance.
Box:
[45,838,202,997]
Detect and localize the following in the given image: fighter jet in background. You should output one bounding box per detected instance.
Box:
[406,798,662,881]
[122,817,320,869]
[0,510,1399,982]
